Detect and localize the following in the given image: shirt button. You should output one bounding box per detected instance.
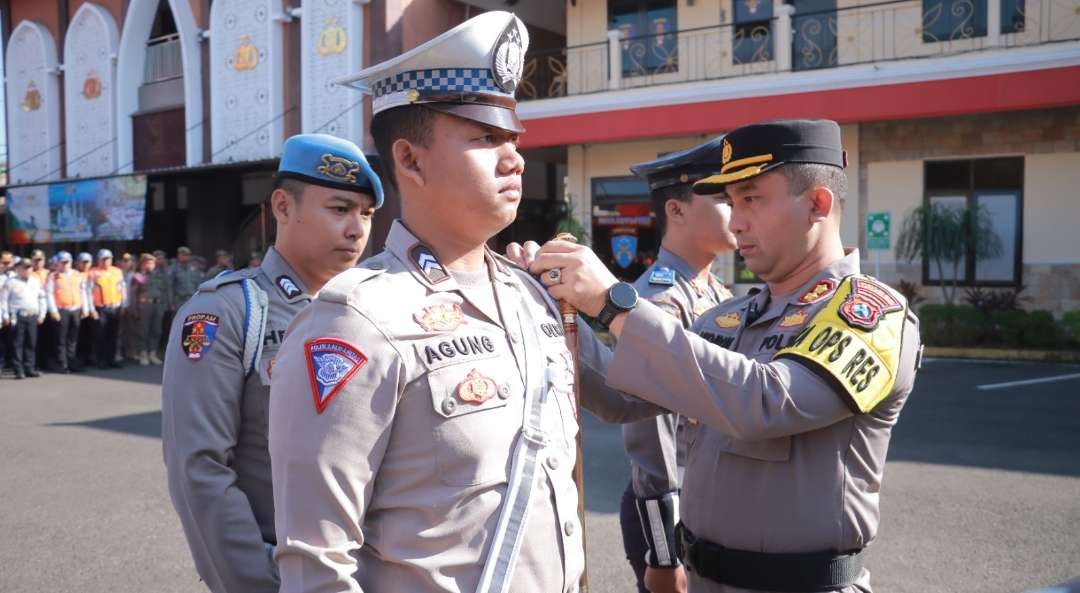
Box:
[563,520,575,536]
[441,398,457,415]
[546,455,560,470]
[508,330,520,344]
[498,383,511,399]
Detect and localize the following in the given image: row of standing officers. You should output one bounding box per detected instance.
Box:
[161,11,921,593]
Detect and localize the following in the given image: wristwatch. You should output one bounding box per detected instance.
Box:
[596,282,638,329]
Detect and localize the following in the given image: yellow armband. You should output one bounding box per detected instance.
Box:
[775,276,908,413]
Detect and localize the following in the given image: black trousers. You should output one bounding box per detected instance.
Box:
[94,306,121,367]
[0,324,10,372]
[619,481,650,593]
[56,309,82,371]
[12,316,39,375]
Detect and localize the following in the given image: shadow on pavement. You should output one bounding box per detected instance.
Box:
[74,365,165,386]
[49,410,162,440]
[886,361,1080,478]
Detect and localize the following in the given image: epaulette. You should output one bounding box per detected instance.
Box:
[319,259,390,305]
[648,266,676,286]
[196,267,258,292]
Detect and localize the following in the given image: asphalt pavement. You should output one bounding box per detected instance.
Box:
[0,358,1077,593]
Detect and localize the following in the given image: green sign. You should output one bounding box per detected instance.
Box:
[866,212,891,250]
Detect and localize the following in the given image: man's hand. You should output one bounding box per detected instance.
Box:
[529,239,618,317]
[50,311,60,322]
[90,310,99,321]
[504,241,541,269]
[644,565,688,593]
[37,316,45,326]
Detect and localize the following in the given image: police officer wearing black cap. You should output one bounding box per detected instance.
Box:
[620,137,737,593]
[530,118,922,593]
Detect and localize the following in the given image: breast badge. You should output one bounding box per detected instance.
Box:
[778,308,809,328]
[714,311,742,329]
[414,303,465,332]
[457,369,497,404]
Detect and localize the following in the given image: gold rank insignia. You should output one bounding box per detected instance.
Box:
[798,278,837,305]
[778,308,809,328]
[318,153,360,183]
[714,311,741,329]
[457,369,496,404]
[722,138,733,165]
[414,303,466,332]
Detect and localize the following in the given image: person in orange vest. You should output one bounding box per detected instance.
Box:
[46,251,91,373]
[29,249,51,371]
[88,249,127,369]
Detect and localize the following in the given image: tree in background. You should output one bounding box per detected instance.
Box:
[895,202,1002,305]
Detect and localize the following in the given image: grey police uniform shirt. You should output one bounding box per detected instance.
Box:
[624,249,731,536]
[268,220,649,593]
[606,250,921,593]
[171,264,205,308]
[162,246,310,593]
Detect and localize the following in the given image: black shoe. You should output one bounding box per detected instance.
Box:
[26,371,41,378]
[68,365,83,373]
[14,374,25,380]
[108,361,123,369]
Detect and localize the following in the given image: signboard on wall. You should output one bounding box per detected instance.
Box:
[6,175,148,244]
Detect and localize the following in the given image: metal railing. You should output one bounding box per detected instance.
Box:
[144,33,183,84]
[518,0,1080,100]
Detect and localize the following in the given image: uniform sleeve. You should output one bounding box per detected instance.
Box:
[0,281,8,323]
[270,299,404,593]
[607,301,857,441]
[160,290,279,593]
[576,319,667,424]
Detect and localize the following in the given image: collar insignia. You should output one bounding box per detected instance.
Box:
[410,244,449,284]
[277,275,303,299]
[798,279,837,305]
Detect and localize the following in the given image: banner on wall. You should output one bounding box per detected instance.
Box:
[6,174,148,244]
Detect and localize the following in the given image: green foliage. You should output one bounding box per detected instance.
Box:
[919,304,984,346]
[919,304,1070,349]
[553,196,590,244]
[1063,311,1080,342]
[896,202,1003,305]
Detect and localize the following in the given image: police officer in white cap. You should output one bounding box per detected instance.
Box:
[268,11,650,593]
[162,133,383,593]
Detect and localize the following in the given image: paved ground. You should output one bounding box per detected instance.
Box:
[0,358,1077,592]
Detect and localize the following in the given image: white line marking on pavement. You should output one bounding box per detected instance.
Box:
[976,373,1080,391]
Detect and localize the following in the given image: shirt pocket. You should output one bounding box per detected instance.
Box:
[426,358,522,487]
[711,430,791,462]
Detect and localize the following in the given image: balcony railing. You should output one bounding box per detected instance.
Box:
[519,0,1080,100]
[144,33,183,84]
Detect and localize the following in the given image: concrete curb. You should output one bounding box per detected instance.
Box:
[924,346,1080,363]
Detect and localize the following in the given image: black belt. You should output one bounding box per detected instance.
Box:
[675,522,863,592]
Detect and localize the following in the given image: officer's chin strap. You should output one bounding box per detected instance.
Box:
[553,232,589,593]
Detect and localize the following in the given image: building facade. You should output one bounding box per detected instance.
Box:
[514,0,1080,314]
[0,0,570,260]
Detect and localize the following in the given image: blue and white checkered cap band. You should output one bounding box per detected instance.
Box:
[370,67,515,114]
[371,68,503,97]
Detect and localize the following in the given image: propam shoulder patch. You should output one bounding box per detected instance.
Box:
[774,275,907,414]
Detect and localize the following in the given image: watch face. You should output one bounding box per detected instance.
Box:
[610,282,638,310]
